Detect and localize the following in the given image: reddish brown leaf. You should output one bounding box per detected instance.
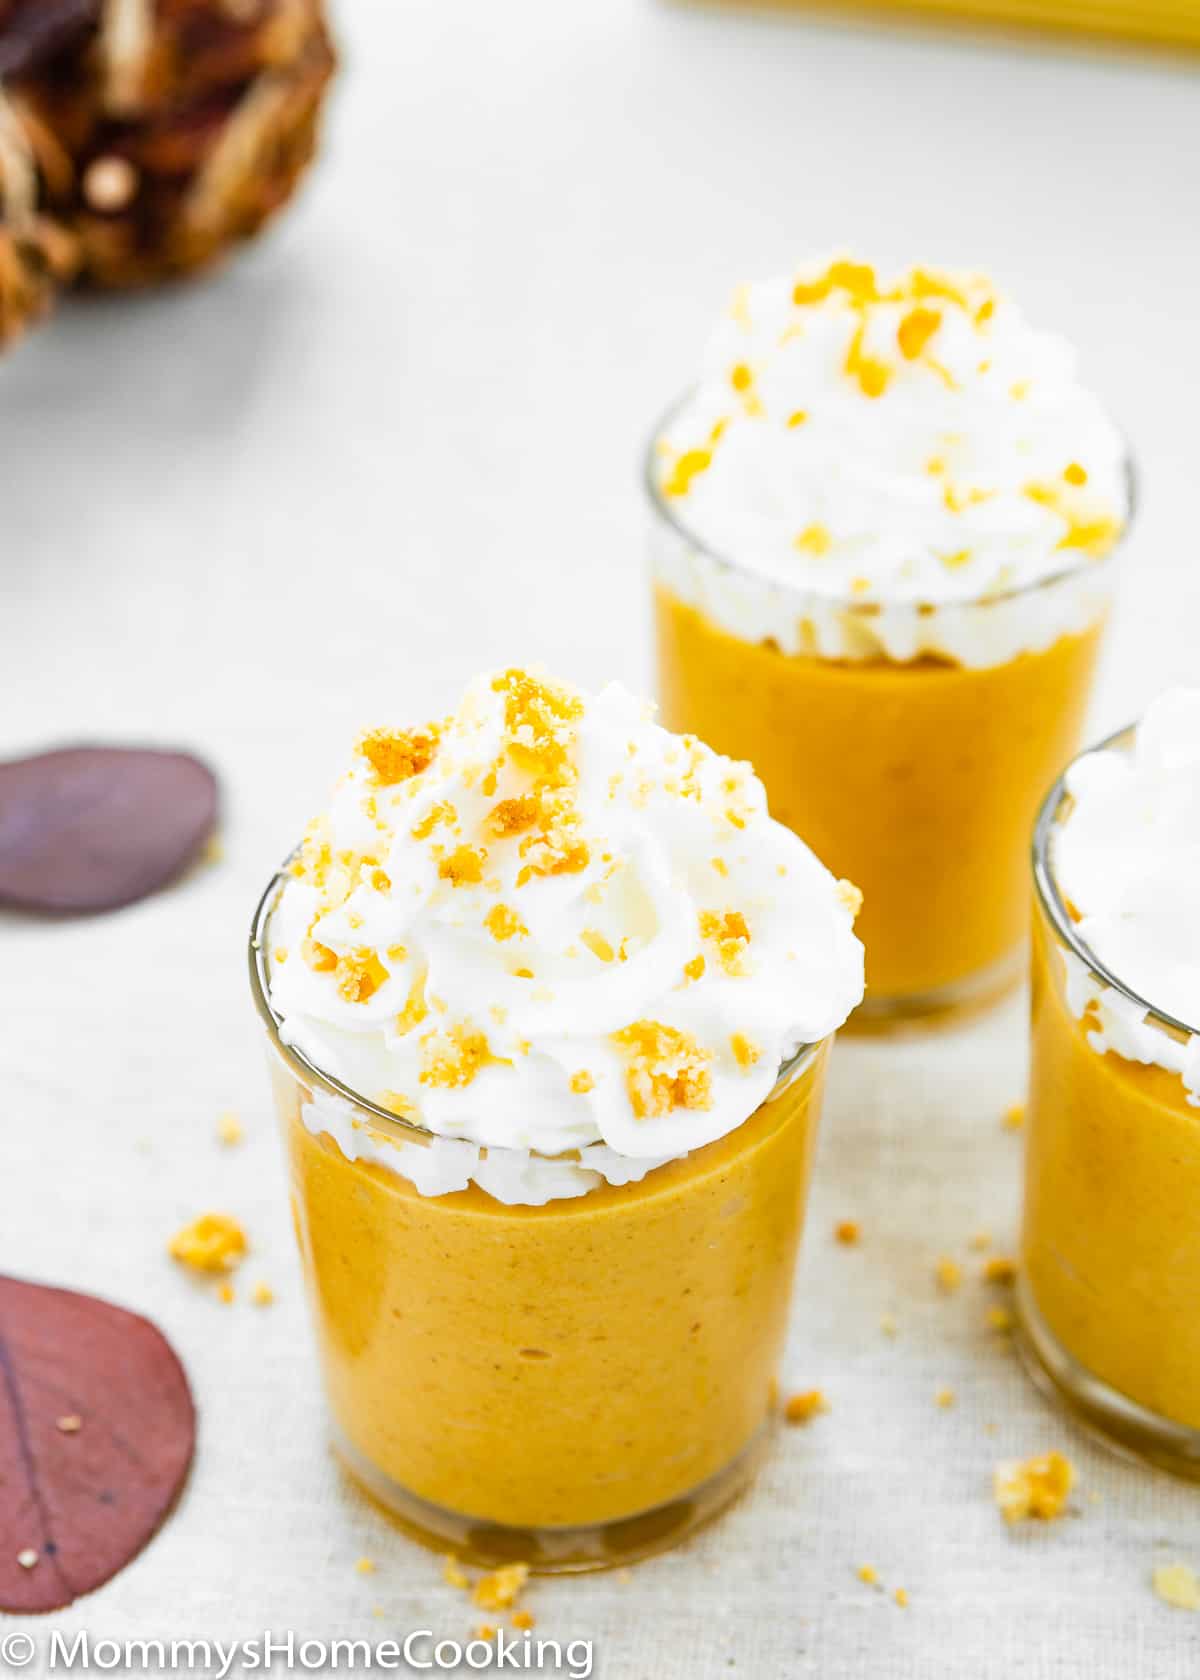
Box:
[0,746,218,914]
[0,1276,195,1614]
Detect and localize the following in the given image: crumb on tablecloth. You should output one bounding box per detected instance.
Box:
[784,1389,828,1425]
[994,1452,1074,1523]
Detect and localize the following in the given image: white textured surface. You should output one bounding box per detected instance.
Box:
[2,2,1199,1675]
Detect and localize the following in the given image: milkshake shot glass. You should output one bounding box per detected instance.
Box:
[648,256,1131,1022]
[1018,690,1200,1475]
[249,668,864,1568]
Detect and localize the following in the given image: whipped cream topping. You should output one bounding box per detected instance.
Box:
[265,669,864,1200]
[1052,688,1200,1103]
[653,255,1129,666]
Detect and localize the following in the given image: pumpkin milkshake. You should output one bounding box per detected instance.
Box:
[649,256,1130,1020]
[250,668,864,1566]
[1019,690,1200,1474]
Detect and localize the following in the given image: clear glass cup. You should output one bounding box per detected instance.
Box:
[249,871,834,1571]
[646,399,1132,1026]
[1017,731,1200,1476]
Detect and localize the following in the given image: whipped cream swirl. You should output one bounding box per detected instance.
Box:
[653,255,1129,667]
[264,669,864,1199]
[1052,688,1200,1103]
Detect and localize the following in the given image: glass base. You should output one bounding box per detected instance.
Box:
[845,945,1024,1034]
[333,1419,773,1574]
[1016,1275,1200,1480]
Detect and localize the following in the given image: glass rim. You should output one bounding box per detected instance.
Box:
[248,866,822,1152]
[643,386,1138,616]
[1031,723,1198,1041]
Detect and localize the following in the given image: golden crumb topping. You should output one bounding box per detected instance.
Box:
[411,801,456,840]
[730,1032,760,1069]
[335,948,389,1003]
[580,928,615,963]
[663,447,712,498]
[488,796,540,836]
[169,1213,247,1274]
[897,304,942,361]
[395,973,429,1036]
[438,845,487,886]
[484,904,527,942]
[699,909,752,977]
[357,725,441,787]
[993,1451,1074,1523]
[419,1022,491,1089]
[612,1020,713,1119]
[492,668,583,784]
[836,878,863,919]
[570,1070,595,1094]
[378,1089,417,1119]
[683,953,706,983]
[794,522,832,556]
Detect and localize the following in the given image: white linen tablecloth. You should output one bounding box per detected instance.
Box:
[3,2,1198,1673]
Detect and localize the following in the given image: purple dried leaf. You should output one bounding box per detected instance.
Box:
[0,745,218,913]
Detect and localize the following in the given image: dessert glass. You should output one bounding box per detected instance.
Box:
[250,872,833,1571]
[1018,731,1200,1476]
[647,407,1131,1024]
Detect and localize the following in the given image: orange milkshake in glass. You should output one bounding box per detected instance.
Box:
[250,668,864,1567]
[648,256,1131,1023]
[1019,690,1200,1475]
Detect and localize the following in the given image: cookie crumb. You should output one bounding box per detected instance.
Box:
[983,1257,1018,1285]
[473,1625,497,1641]
[217,1110,244,1147]
[217,1282,235,1305]
[784,1389,828,1425]
[56,1414,82,1434]
[894,1587,909,1608]
[511,1610,536,1630]
[935,1387,955,1409]
[1153,1562,1200,1611]
[935,1256,962,1294]
[994,1451,1074,1523]
[442,1555,470,1590]
[169,1212,247,1274]
[969,1231,992,1252]
[856,1564,879,1586]
[355,1557,375,1575]
[1002,1102,1025,1132]
[473,1562,530,1612]
[252,1281,275,1307]
[834,1219,860,1246]
[987,1305,1014,1333]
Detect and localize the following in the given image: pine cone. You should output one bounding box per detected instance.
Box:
[0,2,90,345]
[7,0,336,289]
